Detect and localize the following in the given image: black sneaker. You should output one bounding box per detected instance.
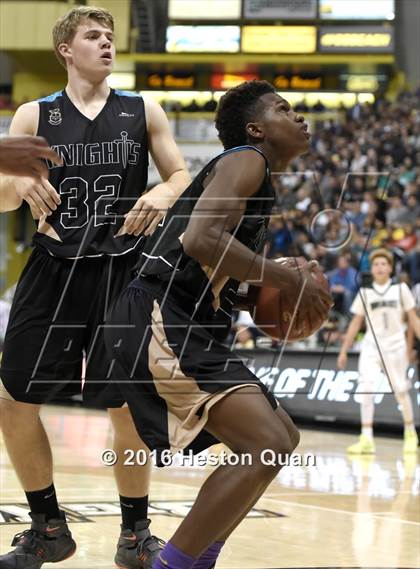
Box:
[115,519,164,569]
[0,511,76,568]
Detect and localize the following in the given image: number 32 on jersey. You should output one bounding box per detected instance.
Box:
[59,174,121,229]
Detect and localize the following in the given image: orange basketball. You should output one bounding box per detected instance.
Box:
[253,257,330,342]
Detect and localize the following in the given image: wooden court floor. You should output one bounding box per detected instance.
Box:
[1,404,419,569]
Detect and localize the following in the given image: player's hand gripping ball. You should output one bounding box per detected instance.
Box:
[254,257,331,342]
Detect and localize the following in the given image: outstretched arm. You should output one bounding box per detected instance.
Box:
[0,103,61,214]
[406,307,420,339]
[337,314,364,369]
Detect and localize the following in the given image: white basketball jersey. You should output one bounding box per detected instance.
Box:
[350,280,415,350]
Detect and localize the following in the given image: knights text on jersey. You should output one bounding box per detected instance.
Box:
[33,89,149,258]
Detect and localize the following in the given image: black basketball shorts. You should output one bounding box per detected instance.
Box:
[0,247,138,406]
[104,277,278,463]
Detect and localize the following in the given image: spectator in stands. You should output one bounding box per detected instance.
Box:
[328,253,358,313]
[406,194,420,224]
[182,99,200,112]
[350,148,367,172]
[386,196,411,226]
[317,312,343,348]
[203,97,217,112]
[351,229,371,273]
[267,217,294,257]
[294,100,309,113]
[346,200,367,232]
[403,241,420,284]
[312,100,326,112]
[391,223,417,251]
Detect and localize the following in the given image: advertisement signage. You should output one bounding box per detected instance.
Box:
[244,0,317,19]
[147,74,196,89]
[166,25,240,53]
[169,0,241,20]
[243,348,419,427]
[211,73,260,89]
[273,74,322,89]
[242,25,317,53]
[319,26,394,52]
[319,0,395,20]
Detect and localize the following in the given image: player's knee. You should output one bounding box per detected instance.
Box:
[109,406,139,437]
[255,425,296,461]
[0,398,40,434]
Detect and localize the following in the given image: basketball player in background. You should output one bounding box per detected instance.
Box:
[338,248,420,454]
[105,80,333,569]
[407,280,420,402]
[0,6,190,569]
[0,135,63,178]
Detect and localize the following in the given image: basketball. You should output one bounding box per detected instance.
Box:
[253,257,330,341]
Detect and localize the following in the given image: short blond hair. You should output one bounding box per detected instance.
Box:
[53,6,114,68]
[369,247,394,267]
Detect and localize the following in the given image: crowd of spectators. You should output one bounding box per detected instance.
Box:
[163,97,333,114]
[232,89,420,350]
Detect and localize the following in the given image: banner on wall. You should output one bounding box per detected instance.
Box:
[240,348,419,427]
[244,0,317,20]
[166,26,240,53]
[169,0,241,20]
[318,26,394,53]
[319,0,395,20]
[242,25,317,53]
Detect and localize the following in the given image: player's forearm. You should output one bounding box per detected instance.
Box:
[183,229,299,290]
[0,176,22,211]
[162,169,191,203]
[407,324,414,352]
[340,320,361,354]
[408,312,420,339]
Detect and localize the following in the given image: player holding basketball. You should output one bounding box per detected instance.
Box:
[0,6,190,569]
[104,80,333,569]
[338,248,420,454]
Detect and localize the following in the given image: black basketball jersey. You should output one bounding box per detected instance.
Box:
[34,89,148,258]
[134,145,275,325]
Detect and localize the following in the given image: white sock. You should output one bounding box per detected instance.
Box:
[404,424,416,435]
[362,426,373,439]
[360,394,374,439]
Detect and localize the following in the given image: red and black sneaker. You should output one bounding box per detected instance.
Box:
[0,510,76,568]
[115,519,164,569]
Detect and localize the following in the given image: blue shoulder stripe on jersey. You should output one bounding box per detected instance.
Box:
[219,145,270,176]
[222,145,266,160]
[37,90,63,103]
[114,89,142,98]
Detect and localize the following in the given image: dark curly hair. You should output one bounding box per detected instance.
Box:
[215,80,276,149]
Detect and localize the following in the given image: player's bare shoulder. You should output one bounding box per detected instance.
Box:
[142,95,168,131]
[9,101,40,136]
